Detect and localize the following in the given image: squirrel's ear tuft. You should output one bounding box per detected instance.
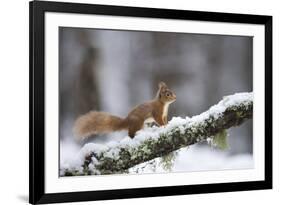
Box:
[158,81,167,89]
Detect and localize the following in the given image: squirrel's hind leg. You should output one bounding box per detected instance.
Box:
[128,117,144,139]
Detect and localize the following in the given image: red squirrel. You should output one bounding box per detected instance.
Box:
[73,82,176,139]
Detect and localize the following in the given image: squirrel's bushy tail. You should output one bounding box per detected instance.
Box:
[73,111,128,139]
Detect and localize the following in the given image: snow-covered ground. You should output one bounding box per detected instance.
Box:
[129,144,253,174]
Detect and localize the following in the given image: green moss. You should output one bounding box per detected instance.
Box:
[212,129,229,150]
[159,151,178,171]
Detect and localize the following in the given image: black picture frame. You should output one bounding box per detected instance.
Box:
[29,0,272,204]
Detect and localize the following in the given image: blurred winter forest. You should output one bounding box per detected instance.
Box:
[59,27,253,172]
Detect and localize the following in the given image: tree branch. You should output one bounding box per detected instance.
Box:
[61,92,253,176]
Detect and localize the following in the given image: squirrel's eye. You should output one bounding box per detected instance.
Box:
[166,93,170,97]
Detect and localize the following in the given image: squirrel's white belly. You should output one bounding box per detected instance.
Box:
[163,101,173,119]
[144,117,155,124]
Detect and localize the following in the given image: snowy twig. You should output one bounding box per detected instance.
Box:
[61,92,253,176]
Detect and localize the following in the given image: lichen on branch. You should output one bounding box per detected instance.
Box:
[61,92,253,176]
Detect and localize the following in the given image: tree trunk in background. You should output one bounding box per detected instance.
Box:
[59,29,101,139]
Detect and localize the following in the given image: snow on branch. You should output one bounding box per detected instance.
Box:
[61,92,253,176]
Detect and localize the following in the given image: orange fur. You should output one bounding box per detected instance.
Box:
[73,111,128,139]
[73,82,176,139]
